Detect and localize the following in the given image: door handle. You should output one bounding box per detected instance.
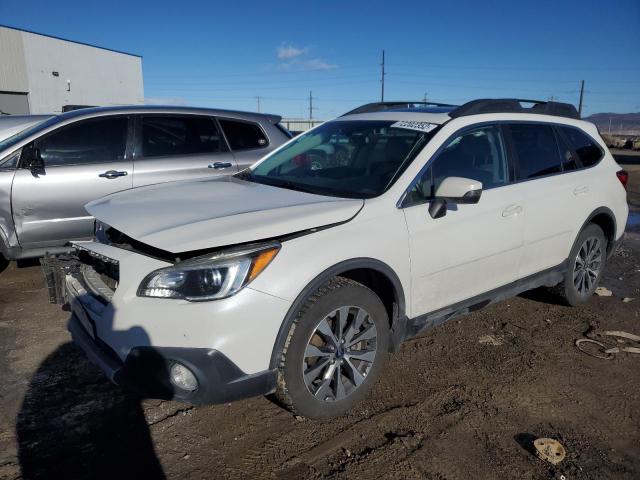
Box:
[573,186,590,196]
[502,204,523,217]
[208,162,233,170]
[99,170,128,179]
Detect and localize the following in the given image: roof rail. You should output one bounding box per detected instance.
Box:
[343,101,457,116]
[449,98,580,119]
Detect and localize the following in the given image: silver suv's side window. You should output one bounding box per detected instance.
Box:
[141,115,227,158]
[219,119,268,151]
[406,125,507,203]
[31,117,128,167]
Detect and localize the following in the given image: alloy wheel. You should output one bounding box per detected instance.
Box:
[573,236,603,296]
[302,306,377,402]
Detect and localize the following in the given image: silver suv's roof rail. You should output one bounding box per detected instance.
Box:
[449,99,580,119]
[343,101,457,116]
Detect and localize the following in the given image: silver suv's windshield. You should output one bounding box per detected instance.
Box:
[0,116,60,154]
[244,120,437,199]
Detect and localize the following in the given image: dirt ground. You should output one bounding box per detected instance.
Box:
[1,162,639,480]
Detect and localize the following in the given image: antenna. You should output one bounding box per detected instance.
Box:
[578,80,584,117]
[380,50,386,102]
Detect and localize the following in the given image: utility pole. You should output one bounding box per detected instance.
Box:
[255,96,261,113]
[578,80,584,117]
[380,50,386,102]
[309,91,313,121]
[608,116,612,134]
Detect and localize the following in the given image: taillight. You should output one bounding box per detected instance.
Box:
[616,170,628,190]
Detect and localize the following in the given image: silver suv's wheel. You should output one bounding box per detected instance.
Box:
[555,223,607,306]
[275,277,389,419]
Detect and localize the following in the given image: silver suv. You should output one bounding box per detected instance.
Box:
[0,106,291,267]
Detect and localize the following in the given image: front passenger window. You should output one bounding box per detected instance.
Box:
[32,117,128,166]
[406,126,507,203]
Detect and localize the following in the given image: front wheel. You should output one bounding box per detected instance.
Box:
[275,277,390,419]
[555,224,607,306]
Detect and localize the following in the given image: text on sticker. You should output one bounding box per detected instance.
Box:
[390,121,438,133]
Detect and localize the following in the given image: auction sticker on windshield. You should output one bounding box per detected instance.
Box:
[390,121,438,133]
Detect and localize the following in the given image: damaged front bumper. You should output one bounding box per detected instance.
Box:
[40,247,278,404]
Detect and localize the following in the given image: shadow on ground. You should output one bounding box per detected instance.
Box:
[16,342,165,480]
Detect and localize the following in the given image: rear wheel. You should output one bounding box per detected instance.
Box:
[275,277,389,419]
[555,224,607,306]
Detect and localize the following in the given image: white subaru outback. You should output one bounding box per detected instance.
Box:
[43,99,629,419]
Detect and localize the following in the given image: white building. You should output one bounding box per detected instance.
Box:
[0,25,143,115]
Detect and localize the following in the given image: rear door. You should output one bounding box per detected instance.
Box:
[403,124,525,314]
[11,115,132,248]
[505,123,575,277]
[132,114,237,188]
[218,118,272,170]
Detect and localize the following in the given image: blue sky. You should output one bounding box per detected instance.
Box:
[1,0,639,118]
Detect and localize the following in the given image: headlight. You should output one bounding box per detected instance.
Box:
[137,242,280,301]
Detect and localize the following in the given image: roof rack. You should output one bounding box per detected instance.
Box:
[449,98,580,119]
[343,101,457,116]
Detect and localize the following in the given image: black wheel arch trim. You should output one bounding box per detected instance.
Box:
[580,206,618,255]
[268,257,407,369]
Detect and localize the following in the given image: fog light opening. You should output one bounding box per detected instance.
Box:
[169,362,198,392]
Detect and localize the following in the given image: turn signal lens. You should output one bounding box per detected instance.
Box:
[249,248,279,282]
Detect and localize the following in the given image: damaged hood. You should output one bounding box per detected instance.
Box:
[85,176,363,253]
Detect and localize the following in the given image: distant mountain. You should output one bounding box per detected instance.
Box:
[583,112,640,134]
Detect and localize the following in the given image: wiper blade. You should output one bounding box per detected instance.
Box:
[234,169,254,181]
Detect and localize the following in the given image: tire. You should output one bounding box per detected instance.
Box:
[275,277,390,419]
[554,223,607,306]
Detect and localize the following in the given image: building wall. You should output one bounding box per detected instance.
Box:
[0,27,29,94]
[0,26,144,114]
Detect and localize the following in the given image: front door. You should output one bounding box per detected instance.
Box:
[11,116,132,248]
[403,125,525,315]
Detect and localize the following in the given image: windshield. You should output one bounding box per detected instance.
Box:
[0,116,60,154]
[246,120,437,198]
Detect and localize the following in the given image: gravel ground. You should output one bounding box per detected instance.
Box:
[1,164,639,480]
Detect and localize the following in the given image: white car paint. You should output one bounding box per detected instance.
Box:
[86,176,363,252]
[64,108,628,379]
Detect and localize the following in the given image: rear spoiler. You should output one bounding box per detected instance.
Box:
[264,114,282,124]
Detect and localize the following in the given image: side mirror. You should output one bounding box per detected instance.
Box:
[22,146,44,172]
[429,177,483,219]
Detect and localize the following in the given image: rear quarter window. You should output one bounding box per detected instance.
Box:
[219,119,268,150]
[559,126,603,168]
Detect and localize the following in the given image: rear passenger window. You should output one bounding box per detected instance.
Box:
[559,127,603,167]
[510,124,562,180]
[142,116,226,158]
[554,129,579,172]
[219,119,268,150]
